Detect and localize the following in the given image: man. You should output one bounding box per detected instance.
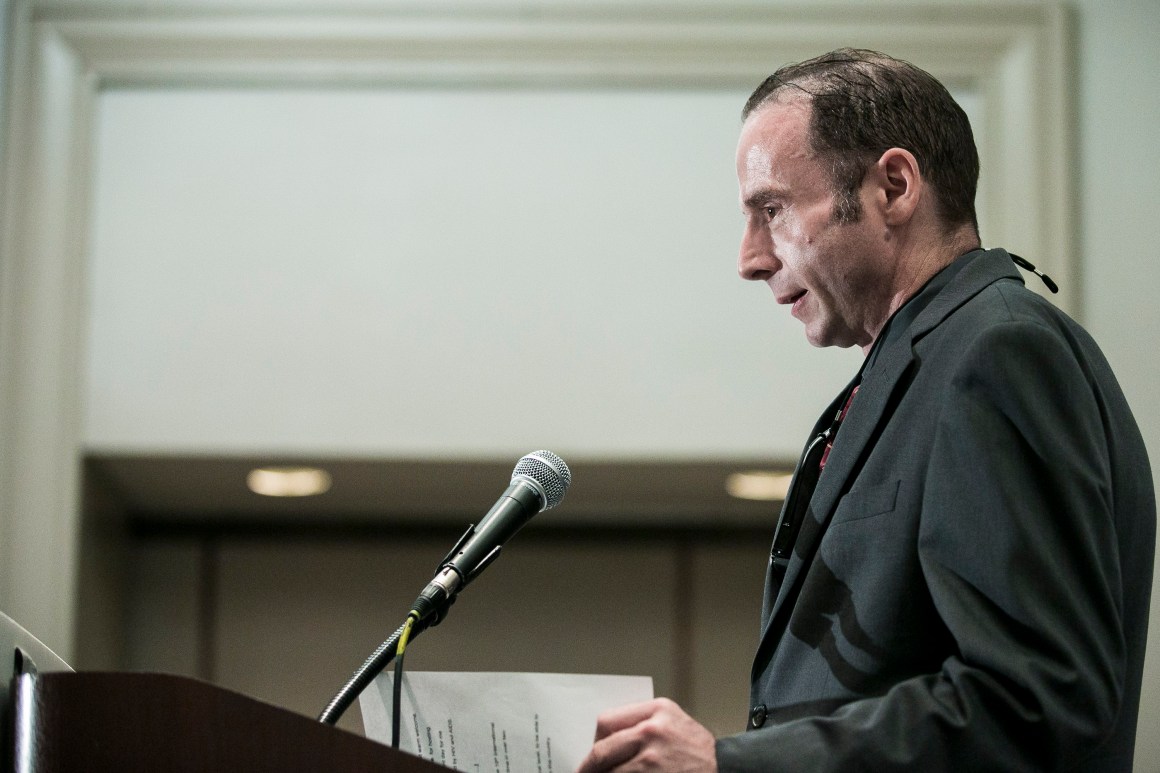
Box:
[576,49,1155,772]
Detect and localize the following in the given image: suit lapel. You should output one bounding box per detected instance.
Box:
[752,249,1024,671]
[754,344,912,653]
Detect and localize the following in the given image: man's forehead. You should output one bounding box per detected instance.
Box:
[737,97,813,187]
[740,95,812,148]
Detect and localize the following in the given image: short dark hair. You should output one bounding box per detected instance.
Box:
[743,48,979,232]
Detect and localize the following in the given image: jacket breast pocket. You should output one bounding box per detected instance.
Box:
[829,479,901,528]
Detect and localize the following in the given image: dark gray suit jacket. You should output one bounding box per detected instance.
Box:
[716,248,1155,772]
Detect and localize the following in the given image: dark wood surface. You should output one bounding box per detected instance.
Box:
[10,671,451,772]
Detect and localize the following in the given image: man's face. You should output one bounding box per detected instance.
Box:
[736,99,893,349]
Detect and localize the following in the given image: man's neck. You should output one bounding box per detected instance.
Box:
[861,226,980,355]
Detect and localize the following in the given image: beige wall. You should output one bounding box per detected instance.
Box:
[1073,1,1160,768]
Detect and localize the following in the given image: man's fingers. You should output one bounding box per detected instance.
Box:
[575,723,642,773]
[576,698,717,773]
[592,698,672,741]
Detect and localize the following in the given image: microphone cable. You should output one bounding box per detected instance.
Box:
[391,612,419,749]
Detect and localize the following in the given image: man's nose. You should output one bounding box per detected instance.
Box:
[738,223,776,281]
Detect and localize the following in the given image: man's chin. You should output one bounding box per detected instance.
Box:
[804,324,862,350]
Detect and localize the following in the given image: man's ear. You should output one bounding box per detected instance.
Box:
[871,147,922,227]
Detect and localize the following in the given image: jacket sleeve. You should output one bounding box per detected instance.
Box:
[716,319,1128,772]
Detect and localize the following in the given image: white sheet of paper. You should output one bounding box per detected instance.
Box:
[360,671,653,772]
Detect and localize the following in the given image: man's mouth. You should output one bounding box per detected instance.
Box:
[778,289,806,306]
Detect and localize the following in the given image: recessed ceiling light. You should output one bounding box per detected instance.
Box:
[247,466,332,497]
[725,471,792,501]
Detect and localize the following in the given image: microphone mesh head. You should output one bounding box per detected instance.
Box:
[512,450,571,510]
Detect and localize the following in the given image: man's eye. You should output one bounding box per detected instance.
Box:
[765,206,779,219]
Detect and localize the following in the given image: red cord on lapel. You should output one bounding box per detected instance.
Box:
[819,385,859,471]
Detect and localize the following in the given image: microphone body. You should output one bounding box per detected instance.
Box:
[414,480,541,616]
[412,450,570,622]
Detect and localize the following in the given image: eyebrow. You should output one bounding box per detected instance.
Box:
[741,188,786,211]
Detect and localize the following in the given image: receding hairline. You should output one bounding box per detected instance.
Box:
[741,50,919,121]
[741,88,811,122]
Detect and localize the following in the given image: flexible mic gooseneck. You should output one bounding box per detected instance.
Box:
[317,450,571,726]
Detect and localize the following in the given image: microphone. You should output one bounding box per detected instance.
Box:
[316,450,572,726]
[411,450,571,623]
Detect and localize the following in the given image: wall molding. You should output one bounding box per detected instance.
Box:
[0,0,1071,657]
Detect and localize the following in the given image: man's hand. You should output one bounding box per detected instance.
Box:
[574,698,717,772]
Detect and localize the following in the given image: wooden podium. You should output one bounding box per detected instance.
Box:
[8,671,452,773]
[0,611,449,772]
